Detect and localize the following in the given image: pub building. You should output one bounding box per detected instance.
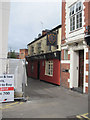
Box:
[26,25,62,85]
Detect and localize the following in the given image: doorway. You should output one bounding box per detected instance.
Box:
[37,61,40,79]
[72,50,84,93]
[78,50,84,90]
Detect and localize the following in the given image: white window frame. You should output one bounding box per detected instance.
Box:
[69,1,82,32]
[45,61,53,76]
[64,50,68,60]
[76,10,82,29]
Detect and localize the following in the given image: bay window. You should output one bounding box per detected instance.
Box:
[70,1,82,32]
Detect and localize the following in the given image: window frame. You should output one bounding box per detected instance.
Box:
[48,46,51,51]
[45,61,53,76]
[69,1,82,32]
[37,42,41,53]
[31,46,34,54]
[64,50,68,60]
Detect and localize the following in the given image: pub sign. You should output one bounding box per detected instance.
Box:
[47,32,57,46]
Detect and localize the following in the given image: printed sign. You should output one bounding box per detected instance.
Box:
[0,74,14,102]
[47,32,57,46]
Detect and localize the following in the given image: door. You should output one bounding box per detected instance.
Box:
[78,50,84,88]
[37,61,40,79]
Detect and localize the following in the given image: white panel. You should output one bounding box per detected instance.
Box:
[86,60,89,64]
[85,48,89,52]
[0,2,10,74]
[85,71,88,76]
[68,79,70,82]
[85,83,88,87]
[68,51,70,54]
[61,60,70,64]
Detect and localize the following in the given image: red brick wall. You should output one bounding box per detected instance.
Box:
[19,49,28,59]
[61,50,64,60]
[61,0,70,88]
[61,49,70,88]
[88,1,90,25]
[86,64,89,71]
[61,0,66,44]
[84,1,90,33]
[85,49,89,93]
[85,87,88,93]
[61,63,70,88]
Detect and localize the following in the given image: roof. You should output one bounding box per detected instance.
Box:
[27,24,62,46]
[19,49,28,50]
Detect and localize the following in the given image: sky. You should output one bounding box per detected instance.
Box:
[8,0,62,52]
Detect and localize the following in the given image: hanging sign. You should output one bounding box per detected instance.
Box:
[47,32,57,46]
[0,74,14,102]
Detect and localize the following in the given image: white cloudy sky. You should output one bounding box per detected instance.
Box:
[8,0,62,52]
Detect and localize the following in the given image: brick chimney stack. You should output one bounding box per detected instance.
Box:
[42,29,50,36]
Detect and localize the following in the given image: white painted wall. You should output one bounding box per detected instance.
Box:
[0,1,10,74]
[28,27,61,56]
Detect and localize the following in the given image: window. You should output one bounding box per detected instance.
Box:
[21,53,24,57]
[64,50,68,60]
[76,2,82,12]
[70,16,75,31]
[48,46,51,51]
[76,12,82,29]
[37,42,41,53]
[70,5,75,16]
[31,46,34,54]
[45,61,53,76]
[70,1,82,32]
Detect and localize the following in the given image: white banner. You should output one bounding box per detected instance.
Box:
[0,74,14,102]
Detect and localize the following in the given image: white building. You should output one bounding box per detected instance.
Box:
[0,1,10,74]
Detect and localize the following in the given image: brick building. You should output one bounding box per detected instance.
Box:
[19,49,28,59]
[61,0,90,93]
[26,25,62,85]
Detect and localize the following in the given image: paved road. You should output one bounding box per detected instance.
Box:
[2,78,88,118]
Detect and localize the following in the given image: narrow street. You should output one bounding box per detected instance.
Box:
[2,77,88,118]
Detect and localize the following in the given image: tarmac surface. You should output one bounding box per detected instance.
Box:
[2,77,88,118]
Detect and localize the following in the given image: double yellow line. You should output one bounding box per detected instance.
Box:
[0,102,23,110]
[76,113,90,119]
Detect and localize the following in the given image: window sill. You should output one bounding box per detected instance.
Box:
[69,27,83,34]
[45,74,53,77]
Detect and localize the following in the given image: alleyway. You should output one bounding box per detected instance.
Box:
[3,77,88,118]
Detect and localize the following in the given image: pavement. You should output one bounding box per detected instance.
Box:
[1,77,89,118]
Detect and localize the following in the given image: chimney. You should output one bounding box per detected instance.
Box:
[42,29,50,36]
